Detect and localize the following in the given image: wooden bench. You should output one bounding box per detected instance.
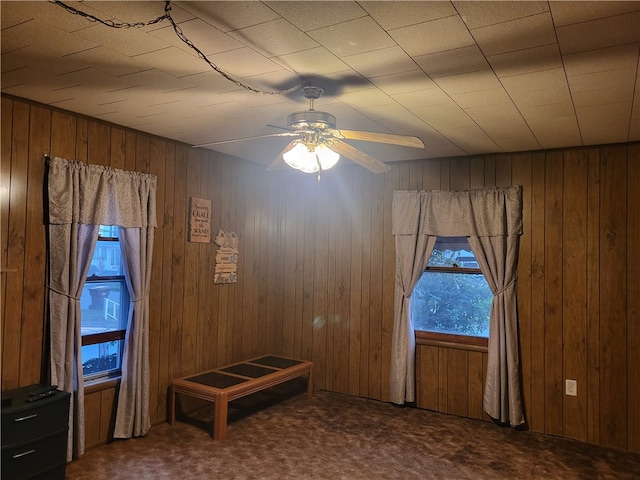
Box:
[170,355,313,441]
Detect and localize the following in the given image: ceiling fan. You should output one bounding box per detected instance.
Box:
[194,86,425,175]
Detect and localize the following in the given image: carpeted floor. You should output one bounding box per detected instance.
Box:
[65,384,640,479]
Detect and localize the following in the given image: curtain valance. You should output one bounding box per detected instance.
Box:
[392,186,522,237]
[48,156,157,228]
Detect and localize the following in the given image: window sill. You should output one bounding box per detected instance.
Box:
[415,331,488,353]
[84,375,121,394]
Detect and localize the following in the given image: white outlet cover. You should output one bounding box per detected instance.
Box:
[565,379,577,396]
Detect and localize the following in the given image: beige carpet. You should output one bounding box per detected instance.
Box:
[66,384,640,479]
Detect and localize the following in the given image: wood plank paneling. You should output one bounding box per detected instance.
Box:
[2,95,639,454]
[599,146,628,449]
[562,149,588,441]
[544,152,564,436]
[627,144,640,453]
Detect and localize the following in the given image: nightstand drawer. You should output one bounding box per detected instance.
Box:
[1,430,67,480]
[2,391,70,448]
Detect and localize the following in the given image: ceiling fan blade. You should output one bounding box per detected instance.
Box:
[327,139,390,174]
[193,131,298,148]
[328,129,424,148]
[266,141,297,171]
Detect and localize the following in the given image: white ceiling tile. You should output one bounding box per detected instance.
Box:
[390,15,475,57]
[471,13,557,56]
[434,69,503,94]
[273,47,349,76]
[265,1,367,32]
[370,70,437,95]
[308,17,395,57]
[207,47,284,78]
[415,45,490,78]
[527,115,582,149]
[508,86,573,108]
[500,68,569,95]
[577,102,632,144]
[134,46,211,77]
[549,1,640,27]
[68,46,153,78]
[343,47,417,78]
[360,1,457,30]
[492,133,541,152]
[488,44,563,78]
[394,88,451,109]
[568,67,636,94]
[556,11,640,54]
[465,103,530,135]
[228,19,319,57]
[426,113,480,131]
[520,102,577,122]
[149,20,244,56]
[572,85,635,108]
[563,44,639,77]
[435,125,501,154]
[337,88,393,109]
[449,87,512,109]
[412,103,469,122]
[178,1,281,32]
[80,24,174,57]
[454,1,549,29]
[358,103,412,121]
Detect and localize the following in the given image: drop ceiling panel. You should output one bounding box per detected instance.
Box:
[469,13,557,56]
[453,1,550,29]
[487,44,563,78]
[308,17,396,58]
[1,0,638,174]
[390,15,475,57]
[415,45,490,78]
[360,1,457,30]
[556,11,640,54]
[343,47,417,78]
[228,19,319,57]
[549,1,640,27]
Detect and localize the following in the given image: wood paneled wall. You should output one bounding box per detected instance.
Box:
[1,95,638,453]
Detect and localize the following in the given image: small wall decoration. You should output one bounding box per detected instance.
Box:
[188,197,211,243]
[214,229,239,284]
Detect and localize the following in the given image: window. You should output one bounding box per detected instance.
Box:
[80,226,129,380]
[411,237,492,346]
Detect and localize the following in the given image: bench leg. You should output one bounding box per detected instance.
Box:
[170,385,175,425]
[213,392,229,441]
[307,369,314,399]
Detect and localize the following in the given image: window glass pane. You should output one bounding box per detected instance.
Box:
[427,237,478,268]
[412,272,492,337]
[88,239,123,276]
[82,340,123,377]
[99,225,119,238]
[80,280,128,334]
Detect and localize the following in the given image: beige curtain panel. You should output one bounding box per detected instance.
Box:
[391,186,524,426]
[47,156,157,459]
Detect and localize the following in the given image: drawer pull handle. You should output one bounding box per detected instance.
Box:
[13,449,36,459]
[14,413,38,422]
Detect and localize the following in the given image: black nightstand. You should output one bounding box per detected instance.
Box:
[1,384,71,480]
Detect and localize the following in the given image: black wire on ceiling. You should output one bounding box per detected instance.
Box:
[50,0,302,96]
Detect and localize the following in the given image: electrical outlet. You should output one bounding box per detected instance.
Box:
[565,379,577,396]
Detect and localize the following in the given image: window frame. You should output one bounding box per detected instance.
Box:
[81,231,128,381]
[412,239,490,350]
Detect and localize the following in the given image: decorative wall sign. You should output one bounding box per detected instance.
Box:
[214,229,239,284]
[188,197,211,243]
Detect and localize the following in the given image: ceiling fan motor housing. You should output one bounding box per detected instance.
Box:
[287,110,337,129]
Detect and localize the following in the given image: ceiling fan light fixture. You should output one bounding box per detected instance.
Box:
[315,143,340,170]
[283,142,340,173]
